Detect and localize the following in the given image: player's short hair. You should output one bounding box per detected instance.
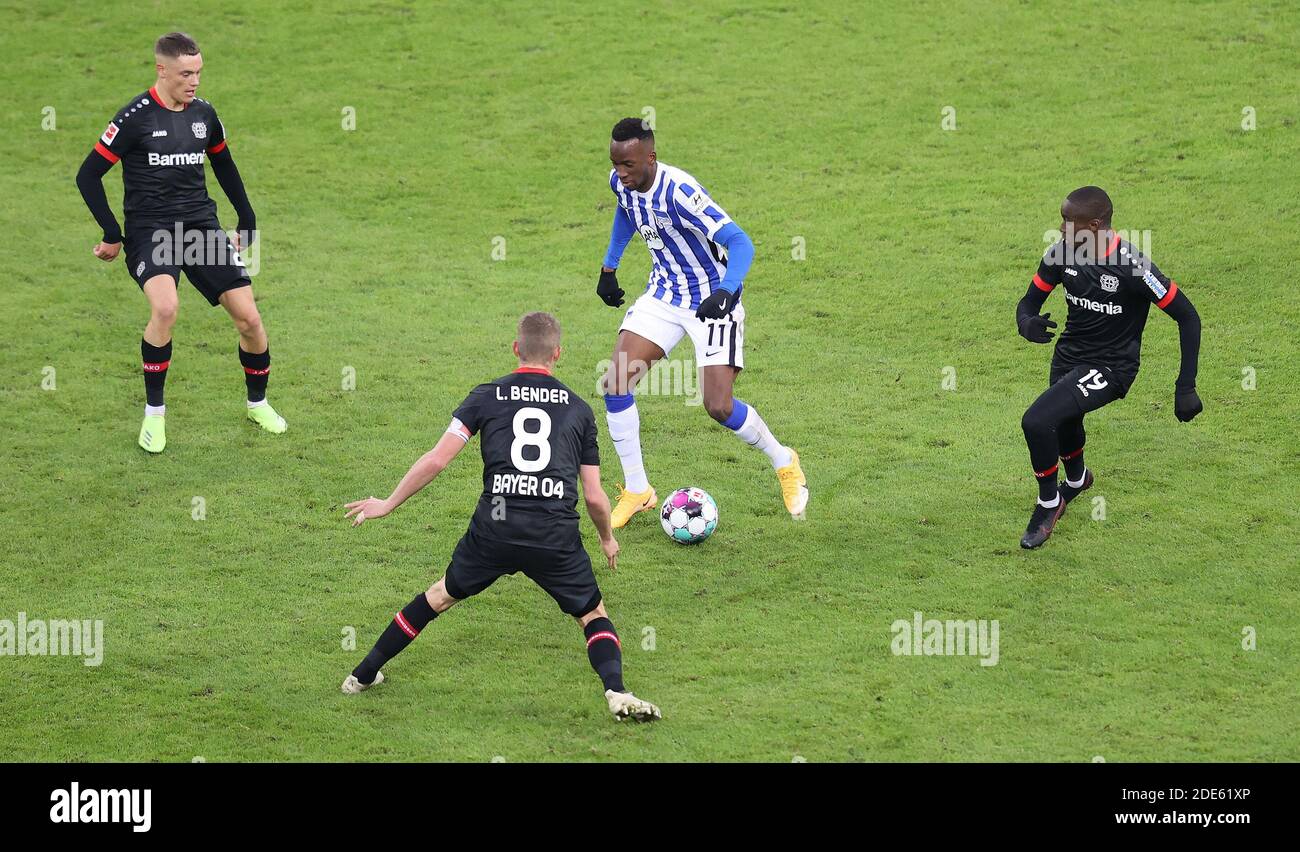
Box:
[155,32,200,59]
[611,117,654,145]
[517,312,562,363]
[1066,185,1113,223]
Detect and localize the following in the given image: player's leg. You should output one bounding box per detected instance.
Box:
[1057,414,1094,504]
[577,602,660,722]
[603,297,680,526]
[693,303,806,519]
[343,532,505,693]
[527,545,659,721]
[137,274,179,453]
[342,577,460,693]
[184,222,286,433]
[217,285,286,434]
[1019,366,1119,548]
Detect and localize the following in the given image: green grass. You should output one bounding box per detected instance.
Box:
[1,0,1297,761]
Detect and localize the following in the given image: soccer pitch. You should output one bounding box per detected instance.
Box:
[2,0,1297,762]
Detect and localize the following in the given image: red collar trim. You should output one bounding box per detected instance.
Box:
[514,366,551,375]
[1103,231,1121,259]
[150,86,186,111]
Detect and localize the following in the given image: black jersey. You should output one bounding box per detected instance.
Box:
[92,87,227,228]
[452,368,600,551]
[1033,234,1179,390]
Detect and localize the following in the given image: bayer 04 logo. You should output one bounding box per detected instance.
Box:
[660,487,719,544]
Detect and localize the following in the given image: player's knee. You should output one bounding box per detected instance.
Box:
[425,579,458,614]
[233,309,263,339]
[1021,407,1048,438]
[151,298,178,327]
[577,600,608,626]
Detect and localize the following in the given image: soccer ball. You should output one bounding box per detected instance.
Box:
[660,487,719,544]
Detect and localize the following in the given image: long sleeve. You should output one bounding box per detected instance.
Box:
[75,150,122,243]
[208,147,256,239]
[603,206,635,269]
[714,222,753,294]
[1160,288,1201,390]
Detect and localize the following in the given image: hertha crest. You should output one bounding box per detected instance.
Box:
[191,121,208,140]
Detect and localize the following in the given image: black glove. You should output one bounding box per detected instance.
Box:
[1174,386,1203,422]
[597,269,624,307]
[695,289,735,321]
[1018,312,1057,344]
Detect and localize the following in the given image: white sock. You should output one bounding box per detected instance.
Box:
[145,404,165,417]
[1037,495,1061,508]
[606,401,649,493]
[247,399,268,410]
[1065,468,1087,488]
[733,404,792,469]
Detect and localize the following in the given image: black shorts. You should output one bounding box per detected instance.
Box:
[124,218,251,306]
[442,529,602,617]
[1047,364,1126,413]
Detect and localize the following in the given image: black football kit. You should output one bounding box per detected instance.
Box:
[76,86,254,306]
[444,367,603,616]
[1015,232,1202,547]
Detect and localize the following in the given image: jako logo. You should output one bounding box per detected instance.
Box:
[890,611,1000,666]
[50,782,151,832]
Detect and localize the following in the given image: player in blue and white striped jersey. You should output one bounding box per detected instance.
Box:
[595,118,807,527]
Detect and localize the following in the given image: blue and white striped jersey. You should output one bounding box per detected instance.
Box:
[609,162,734,310]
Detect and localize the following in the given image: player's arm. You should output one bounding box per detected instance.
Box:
[204,115,256,251]
[579,464,619,570]
[76,146,125,261]
[344,421,471,526]
[1015,254,1062,343]
[1139,266,1203,422]
[597,206,635,306]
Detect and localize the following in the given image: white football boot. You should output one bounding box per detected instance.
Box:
[341,671,384,694]
[606,689,661,722]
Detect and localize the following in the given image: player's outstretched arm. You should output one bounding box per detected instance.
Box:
[75,150,123,260]
[208,147,256,252]
[344,426,470,526]
[579,464,619,570]
[1161,288,1203,421]
[1015,283,1057,343]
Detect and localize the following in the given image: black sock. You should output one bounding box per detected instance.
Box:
[584,617,625,693]
[353,593,437,685]
[1034,465,1060,504]
[1060,447,1086,484]
[239,346,270,403]
[142,339,172,407]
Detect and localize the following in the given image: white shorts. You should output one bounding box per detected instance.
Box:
[618,292,745,369]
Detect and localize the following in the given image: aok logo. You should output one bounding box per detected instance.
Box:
[639,223,664,250]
